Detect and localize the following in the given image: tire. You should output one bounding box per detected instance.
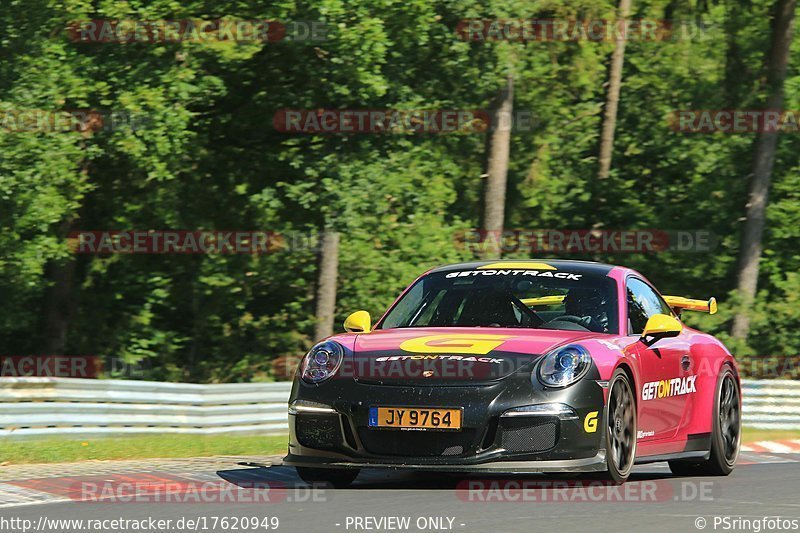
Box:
[295,466,359,488]
[603,368,637,483]
[669,366,740,477]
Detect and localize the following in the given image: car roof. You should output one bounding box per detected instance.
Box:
[427,259,616,276]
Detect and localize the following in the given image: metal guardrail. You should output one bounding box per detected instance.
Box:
[742,379,800,430]
[0,377,292,439]
[0,377,796,439]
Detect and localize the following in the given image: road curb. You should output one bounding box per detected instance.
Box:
[741,439,800,453]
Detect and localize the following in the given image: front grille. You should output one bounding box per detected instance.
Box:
[498,417,558,453]
[358,428,475,457]
[296,414,343,451]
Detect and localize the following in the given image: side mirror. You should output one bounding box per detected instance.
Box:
[344,310,372,333]
[641,313,683,345]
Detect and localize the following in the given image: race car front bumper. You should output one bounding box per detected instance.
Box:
[284,368,608,473]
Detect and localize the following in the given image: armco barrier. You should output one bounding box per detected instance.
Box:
[742,379,800,430]
[0,377,797,439]
[0,377,292,439]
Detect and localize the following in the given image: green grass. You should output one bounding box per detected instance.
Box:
[742,428,800,444]
[0,434,287,465]
[1,429,796,466]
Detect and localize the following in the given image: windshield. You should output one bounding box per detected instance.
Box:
[379,268,618,334]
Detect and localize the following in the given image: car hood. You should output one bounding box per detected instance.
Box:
[348,327,595,386]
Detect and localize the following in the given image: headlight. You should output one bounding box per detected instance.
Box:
[536,344,592,388]
[301,340,344,383]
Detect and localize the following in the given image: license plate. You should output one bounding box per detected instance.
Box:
[368,407,462,430]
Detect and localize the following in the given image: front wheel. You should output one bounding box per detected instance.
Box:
[603,369,637,483]
[669,366,740,476]
[296,467,359,488]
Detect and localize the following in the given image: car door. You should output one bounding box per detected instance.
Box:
[626,277,692,442]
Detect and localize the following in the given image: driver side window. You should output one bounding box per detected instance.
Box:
[627,278,673,335]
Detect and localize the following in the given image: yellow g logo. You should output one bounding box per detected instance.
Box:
[584,411,598,433]
[399,334,512,355]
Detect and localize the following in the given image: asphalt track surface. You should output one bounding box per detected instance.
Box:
[2,453,800,533]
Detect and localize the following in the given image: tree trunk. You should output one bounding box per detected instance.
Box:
[40,257,76,354]
[722,0,751,107]
[597,0,632,181]
[40,115,98,355]
[481,75,513,258]
[731,0,796,340]
[313,229,340,341]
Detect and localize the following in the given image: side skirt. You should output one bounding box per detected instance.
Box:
[634,432,711,465]
[635,450,710,465]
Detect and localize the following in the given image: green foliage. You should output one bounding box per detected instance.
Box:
[0,0,797,381]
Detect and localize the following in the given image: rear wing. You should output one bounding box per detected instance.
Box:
[520,295,566,307]
[521,294,718,315]
[663,296,717,315]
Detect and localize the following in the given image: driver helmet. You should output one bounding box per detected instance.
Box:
[563,287,609,332]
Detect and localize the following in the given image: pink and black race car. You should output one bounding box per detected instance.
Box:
[285,260,741,485]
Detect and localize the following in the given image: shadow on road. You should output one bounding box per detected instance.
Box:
[216,465,678,490]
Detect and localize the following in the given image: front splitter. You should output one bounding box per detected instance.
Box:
[283,451,607,474]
